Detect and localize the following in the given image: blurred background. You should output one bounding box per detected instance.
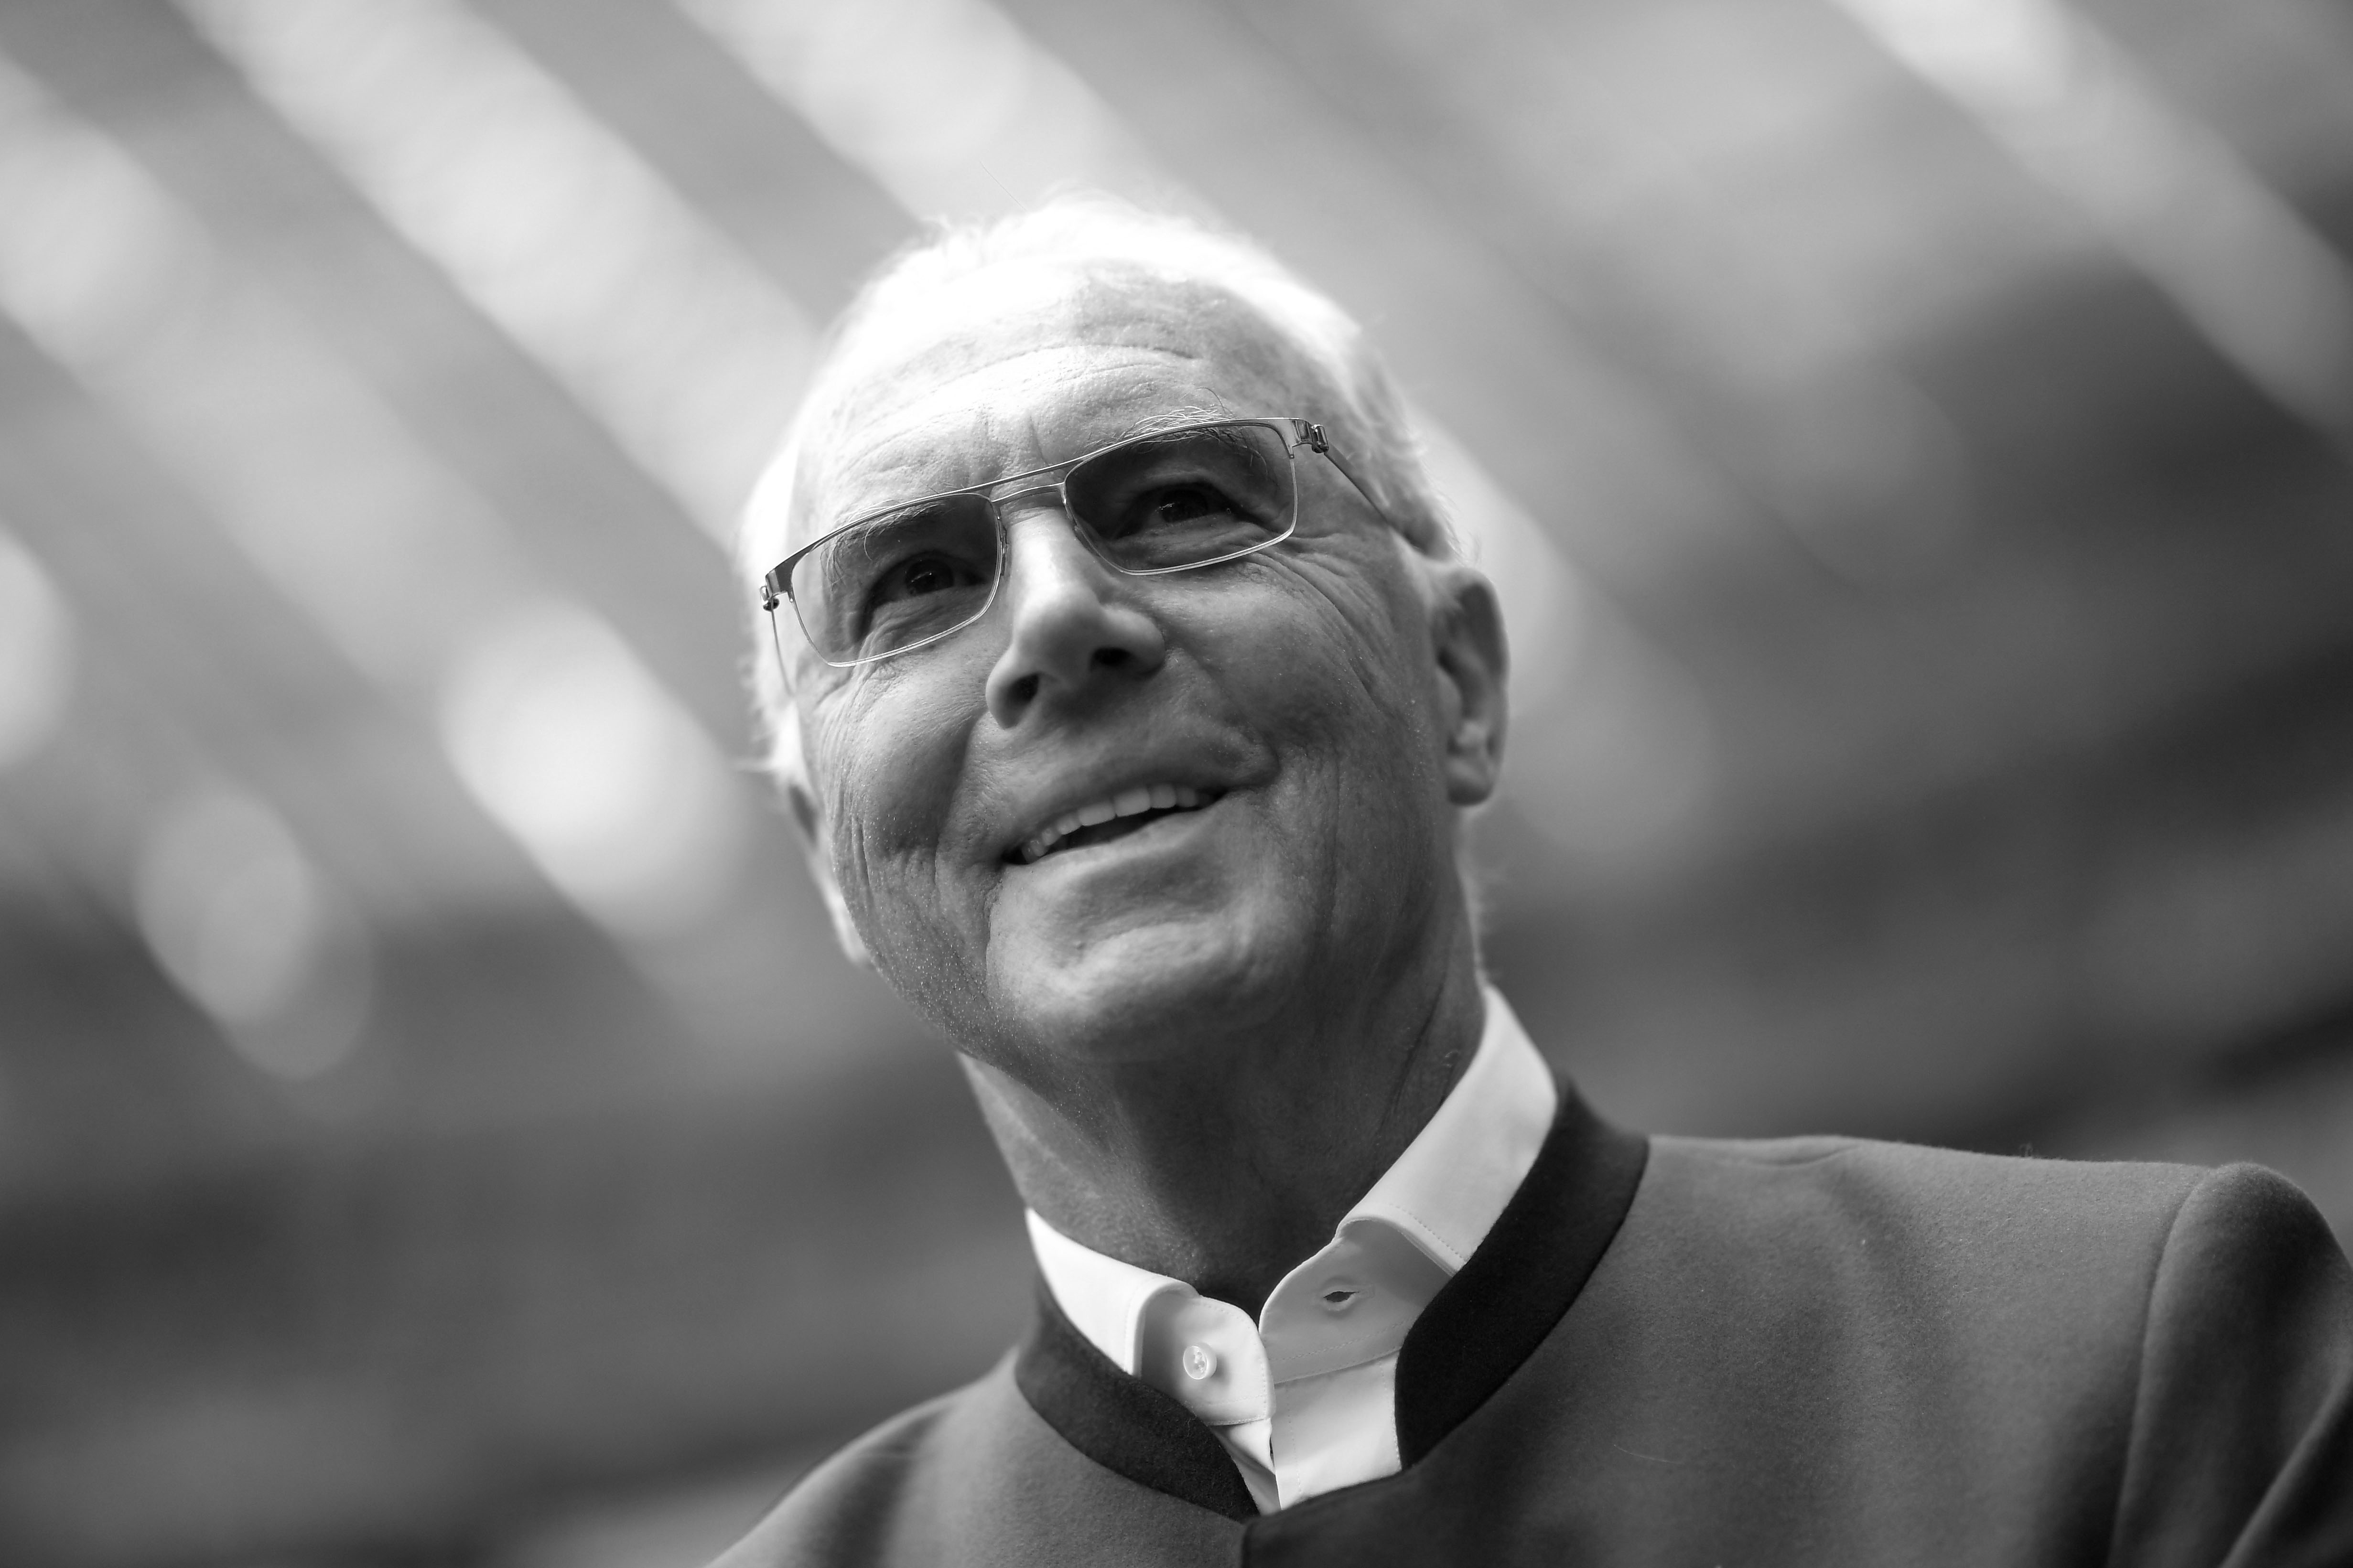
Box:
[1,0,2350,1561]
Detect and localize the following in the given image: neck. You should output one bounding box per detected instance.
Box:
[963,924,1487,1318]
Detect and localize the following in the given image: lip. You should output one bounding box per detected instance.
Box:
[992,755,1247,868]
[1006,783,1227,865]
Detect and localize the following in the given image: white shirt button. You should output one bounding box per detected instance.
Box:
[1181,1343,1218,1380]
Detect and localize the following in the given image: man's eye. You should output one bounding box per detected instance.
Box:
[1140,483,1239,528]
[874,553,980,604]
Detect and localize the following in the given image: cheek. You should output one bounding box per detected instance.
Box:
[1199,580,1447,846]
[809,676,974,903]
[1252,569,1436,753]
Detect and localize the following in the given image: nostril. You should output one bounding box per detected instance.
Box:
[1092,647,1131,672]
[1006,673,1040,707]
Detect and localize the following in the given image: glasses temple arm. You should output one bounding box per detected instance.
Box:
[1293,420,1401,535]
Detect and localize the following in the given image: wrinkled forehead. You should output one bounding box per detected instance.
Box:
[776,260,1331,553]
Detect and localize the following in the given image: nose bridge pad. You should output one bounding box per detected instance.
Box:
[991,480,1077,558]
[998,488,1110,585]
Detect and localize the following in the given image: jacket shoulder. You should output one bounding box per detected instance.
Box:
[2109,1161,2353,1566]
[1619,1132,2225,1383]
[1646,1129,2216,1252]
[1550,1134,2352,1562]
[709,1362,1015,1568]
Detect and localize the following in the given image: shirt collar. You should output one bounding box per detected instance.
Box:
[1344,985,1557,1273]
[1025,986,1558,1375]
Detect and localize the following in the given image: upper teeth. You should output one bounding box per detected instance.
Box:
[1018,784,1208,864]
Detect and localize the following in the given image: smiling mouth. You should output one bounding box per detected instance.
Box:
[1009,784,1222,865]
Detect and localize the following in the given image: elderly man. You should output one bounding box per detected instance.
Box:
[717,199,2353,1567]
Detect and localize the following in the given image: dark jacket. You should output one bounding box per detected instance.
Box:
[715,1089,2353,1566]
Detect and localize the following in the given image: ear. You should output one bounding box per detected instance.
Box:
[771,705,872,968]
[1425,558,1509,807]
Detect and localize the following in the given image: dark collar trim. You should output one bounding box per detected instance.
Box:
[1011,1081,1650,1519]
[1394,1085,1649,1463]
[1015,1278,1263,1521]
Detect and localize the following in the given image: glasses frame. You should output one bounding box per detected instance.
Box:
[760,416,1375,670]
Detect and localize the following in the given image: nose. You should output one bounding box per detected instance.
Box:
[984,505,1166,727]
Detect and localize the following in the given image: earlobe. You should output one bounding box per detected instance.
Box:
[1430,564,1509,807]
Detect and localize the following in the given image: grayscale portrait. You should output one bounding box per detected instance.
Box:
[717,200,2353,1564]
[4,5,2352,1567]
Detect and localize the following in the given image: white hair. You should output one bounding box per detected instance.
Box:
[739,194,1457,783]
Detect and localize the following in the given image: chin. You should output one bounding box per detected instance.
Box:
[990,908,1300,1065]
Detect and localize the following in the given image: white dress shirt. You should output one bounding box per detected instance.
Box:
[1025,987,1558,1513]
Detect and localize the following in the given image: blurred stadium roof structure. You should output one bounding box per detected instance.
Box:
[0,0,2350,1562]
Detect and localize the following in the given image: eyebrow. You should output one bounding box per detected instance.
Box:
[1120,401,1233,439]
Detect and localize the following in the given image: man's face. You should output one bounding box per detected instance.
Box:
[784,261,1481,1075]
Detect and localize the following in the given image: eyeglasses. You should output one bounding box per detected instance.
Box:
[760,416,1371,668]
